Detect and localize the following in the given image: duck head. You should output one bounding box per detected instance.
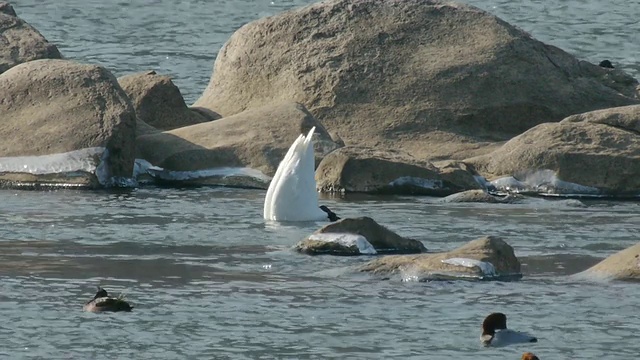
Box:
[94,287,108,299]
[521,352,539,360]
[481,312,508,345]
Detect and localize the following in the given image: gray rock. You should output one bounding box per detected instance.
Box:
[576,242,640,281]
[439,189,523,203]
[294,217,426,255]
[194,0,638,162]
[1,7,61,74]
[0,59,137,187]
[135,102,340,186]
[118,71,216,131]
[468,105,640,196]
[315,146,478,195]
[359,235,521,281]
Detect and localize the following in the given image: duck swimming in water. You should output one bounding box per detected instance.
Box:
[481,313,537,347]
[263,127,340,222]
[83,287,133,313]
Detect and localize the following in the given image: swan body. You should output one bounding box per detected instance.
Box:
[263,127,330,221]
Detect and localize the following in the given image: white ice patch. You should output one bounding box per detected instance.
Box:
[490,176,528,193]
[0,147,105,175]
[388,177,442,189]
[144,164,271,183]
[308,233,377,255]
[0,147,120,186]
[490,169,600,196]
[441,257,497,276]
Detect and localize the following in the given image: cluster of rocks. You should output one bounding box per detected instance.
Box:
[3,0,639,282]
[2,0,640,196]
[293,216,640,282]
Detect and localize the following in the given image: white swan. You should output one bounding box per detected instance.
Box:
[263,127,338,222]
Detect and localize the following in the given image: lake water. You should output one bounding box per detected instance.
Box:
[3,0,640,359]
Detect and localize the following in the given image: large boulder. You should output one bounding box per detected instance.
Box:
[135,102,340,186]
[194,0,638,161]
[0,59,136,187]
[1,3,61,74]
[468,105,640,196]
[118,71,216,131]
[294,217,426,255]
[359,236,521,280]
[576,242,640,281]
[315,146,479,195]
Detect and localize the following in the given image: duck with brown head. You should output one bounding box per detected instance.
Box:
[83,287,133,313]
[522,352,540,360]
[481,312,537,347]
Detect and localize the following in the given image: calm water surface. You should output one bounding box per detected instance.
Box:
[1,188,639,359]
[3,0,640,359]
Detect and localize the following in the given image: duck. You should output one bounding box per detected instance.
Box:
[522,352,540,360]
[83,287,133,312]
[480,312,537,347]
[263,126,340,222]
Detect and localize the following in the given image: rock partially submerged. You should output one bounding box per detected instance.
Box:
[294,217,426,256]
[0,59,137,188]
[359,236,521,281]
[135,102,340,187]
[315,146,479,195]
[576,242,640,281]
[438,189,524,203]
[469,105,640,197]
[118,71,216,131]
[195,0,638,162]
[1,4,61,74]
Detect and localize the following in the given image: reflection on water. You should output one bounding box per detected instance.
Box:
[1,187,640,359]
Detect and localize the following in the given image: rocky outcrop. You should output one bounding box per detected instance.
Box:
[1,3,61,74]
[118,71,216,131]
[359,236,521,280]
[294,217,426,255]
[135,102,340,186]
[468,105,640,196]
[577,242,640,281]
[315,146,479,195]
[194,0,638,162]
[0,59,136,187]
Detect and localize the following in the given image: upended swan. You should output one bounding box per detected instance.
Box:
[263,127,340,222]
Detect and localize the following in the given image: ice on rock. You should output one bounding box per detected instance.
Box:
[308,233,377,255]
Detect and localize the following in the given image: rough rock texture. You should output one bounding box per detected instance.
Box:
[194,0,639,161]
[315,146,479,195]
[1,5,61,74]
[468,105,640,195]
[294,217,426,255]
[359,236,521,280]
[577,242,640,281]
[438,189,523,203]
[136,102,340,179]
[0,59,137,181]
[118,71,216,131]
[0,2,16,16]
